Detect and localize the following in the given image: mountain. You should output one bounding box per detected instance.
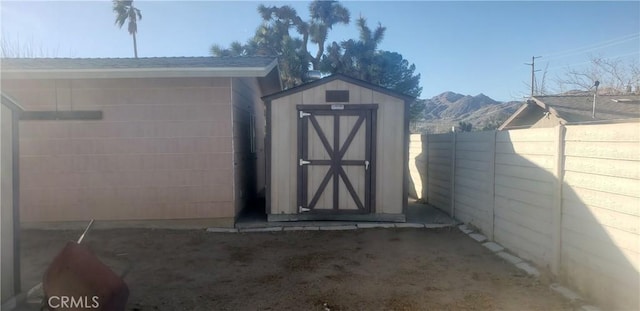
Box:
[412,92,521,134]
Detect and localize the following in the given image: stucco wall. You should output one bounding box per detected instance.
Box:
[1,77,237,223]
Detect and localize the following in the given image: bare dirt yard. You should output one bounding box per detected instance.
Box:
[21,227,572,310]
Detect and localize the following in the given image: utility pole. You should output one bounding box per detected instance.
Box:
[525,56,542,97]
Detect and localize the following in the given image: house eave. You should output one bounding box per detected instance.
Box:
[0,59,279,80]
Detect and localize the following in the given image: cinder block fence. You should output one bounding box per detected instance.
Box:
[410,122,639,311]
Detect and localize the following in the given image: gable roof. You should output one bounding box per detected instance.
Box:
[0,56,279,79]
[499,94,640,129]
[262,74,415,102]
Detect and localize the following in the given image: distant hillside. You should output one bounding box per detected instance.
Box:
[411,92,521,134]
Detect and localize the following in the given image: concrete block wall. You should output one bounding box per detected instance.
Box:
[417,121,640,310]
[453,131,495,238]
[560,122,639,309]
[494,128,557,266]
[424,133,453,214]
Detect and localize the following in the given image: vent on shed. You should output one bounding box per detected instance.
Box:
[326,90,349,102]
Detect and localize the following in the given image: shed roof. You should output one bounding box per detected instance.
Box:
[0,56,279,80]
[262,74,415,102]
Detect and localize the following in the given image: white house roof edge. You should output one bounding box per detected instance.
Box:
[0,57,279,79]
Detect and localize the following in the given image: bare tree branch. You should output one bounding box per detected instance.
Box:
[554,54,640,94]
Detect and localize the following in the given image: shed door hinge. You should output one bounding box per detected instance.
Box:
[299,111,311,118]
[299,159,311,166]
[299,206,310,213]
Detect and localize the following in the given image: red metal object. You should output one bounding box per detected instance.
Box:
[43,242,128,311]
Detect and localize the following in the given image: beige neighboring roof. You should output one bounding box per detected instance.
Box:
[499,94,640,129]
[0,56,279,79]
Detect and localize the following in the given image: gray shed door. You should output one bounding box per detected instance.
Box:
[296,104,377,214]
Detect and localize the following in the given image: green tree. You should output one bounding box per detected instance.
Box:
[321,18,424,119]
[113,0,142,58]
[457,121,473,132]
[209,0,424,116]
[211,1,349,88]
[322,17,386,81]
[306,0,350,69]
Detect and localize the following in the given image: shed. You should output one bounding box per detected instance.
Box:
[0,57,281,228]
[263,74,413,222]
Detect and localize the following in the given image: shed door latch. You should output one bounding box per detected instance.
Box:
[299,206,310,213]
[299,159,311,166]
[299,111,311,118]
[365,160,370,170]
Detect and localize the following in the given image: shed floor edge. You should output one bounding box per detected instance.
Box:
[267,213,406,223]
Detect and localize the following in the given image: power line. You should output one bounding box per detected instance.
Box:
[545,50,640,72]
[542,32,640,60]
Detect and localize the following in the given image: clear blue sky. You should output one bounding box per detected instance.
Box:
[1,1,638,101]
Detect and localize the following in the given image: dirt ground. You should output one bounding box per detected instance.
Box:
[20,227,572,311]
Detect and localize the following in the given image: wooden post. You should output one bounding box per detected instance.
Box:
[450,132,456,218]
[551,124,566,275]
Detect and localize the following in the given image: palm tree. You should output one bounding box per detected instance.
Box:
[113,0,142,58]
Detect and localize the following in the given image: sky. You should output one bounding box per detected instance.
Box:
[1,1,639,101]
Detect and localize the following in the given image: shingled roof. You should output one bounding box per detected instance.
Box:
[0,56,279,80]
[534,94,640,122]
[498,94,640,130]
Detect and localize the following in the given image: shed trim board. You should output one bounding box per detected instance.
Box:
[265,99,273,215]
[264,74,412,222]
[261,74,415,102]
[268,213,405,222]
